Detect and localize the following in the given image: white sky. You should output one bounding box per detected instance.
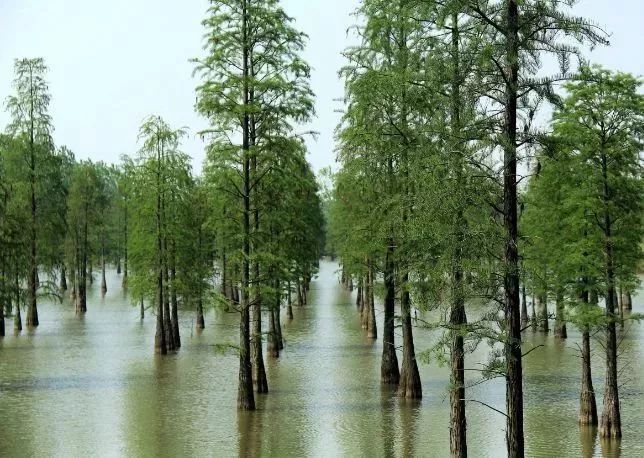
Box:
[0,0,642,174]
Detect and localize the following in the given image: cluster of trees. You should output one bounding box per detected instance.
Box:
[193,0,325,410]
[2,2,641,456]
[0,0,326,417]
[0,58,124,332]
[327,1,641,457]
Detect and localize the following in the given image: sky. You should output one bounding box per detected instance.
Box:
[0,0,642,175]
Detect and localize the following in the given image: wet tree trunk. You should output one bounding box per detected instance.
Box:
[356,278,363,308]
[361,271,369,330]
[170,244,180,348]
[88,261,93,285]
[221,250,228,298]
[530,293,537,331]
[398,273,422,399]
[599,145,621,439]
[623,292,632,311]
[381,242,400,385]
[163,262,175,351]
[503,2,525,454]
[275,283,283,350]
[27,132,38,327]
[286,280,293,320]
[76,219,88,314]
[578,289,598,425]
[194,295,204,330]
[251,274,268,391]
[617,289,624,330]
[237,3,255,409]
[60,264,68,292]
[14,272,22,332]
[267,282,280,358]
[366,264,377,339]
[154,140,167,354]
[297,281,304,307]
[140,298,144,320]
[554,290,567,339]
[537,293,549,333]
[100,242,107,295]
[0,299,5,337]
[70,265,76,300]
[449,16,467,454]
[520,283,528,329]
[232,283,240,305]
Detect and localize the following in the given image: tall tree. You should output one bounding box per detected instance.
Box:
[551,65,643,438]
[194,0,314,410]
[461,2,607,454]
[5,58,55,327]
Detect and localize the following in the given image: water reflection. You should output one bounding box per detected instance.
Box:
[580,426,598,458]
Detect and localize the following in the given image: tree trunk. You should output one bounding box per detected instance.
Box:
[163,262,175,351]
[140,298,144,320]
[14,271,22,332]
[449,15,467,454]
[537,293,549,333]
[14,299,22,332]
[275,289,284,350]
[251,264,268,392]
[503,2,525,455]
[286,280,293,320]
[617,289,624,330]
[100,250,107,295]
[624,292,632,311]
[520,283,528,329]
[598,147,621,438]
[237,1,255,409]
[155,271,166,354]
[196,298,205,329]
[76,240,88,314]
[0,301,5,337]
[530,293,537,331]
[297,281,304,307]
[366,265,377,339]
[381,243,400,385]
[154,139,166,355]
[554,290,567,339]
[398,273,421,399]
[221,251,228,298]
[579,288,597,425]
[450,282,467,457]
[60,265,68,292]
[267,299,279,358]
[170,250,180,348]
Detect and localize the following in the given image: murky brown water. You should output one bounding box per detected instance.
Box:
[0,260,642,457]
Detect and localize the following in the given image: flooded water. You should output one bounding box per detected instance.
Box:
[0,260,642,457]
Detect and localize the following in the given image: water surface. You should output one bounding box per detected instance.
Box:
[0,260,642,457]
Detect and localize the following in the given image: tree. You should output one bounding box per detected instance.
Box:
[194,0,314,410]
[65,160,103,313]
[460,3,608,454]
[551,65,643,438]
[5,58,56,327]
[131,115,189,355]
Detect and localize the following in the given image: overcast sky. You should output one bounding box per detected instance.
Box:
[0,0,642,174]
